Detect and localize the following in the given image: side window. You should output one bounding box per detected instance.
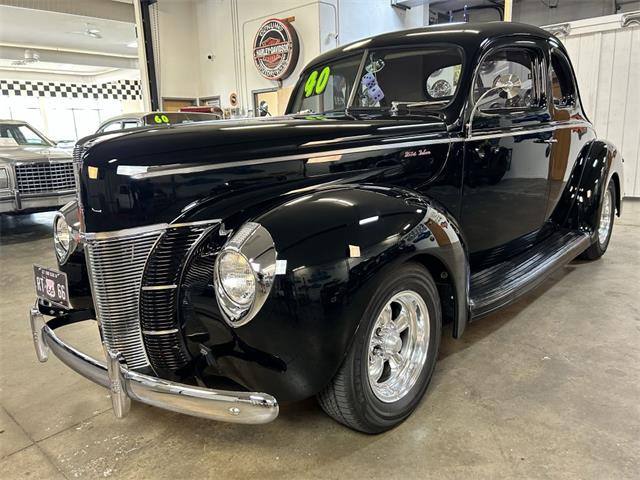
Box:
[101,122,122,133]
[122,120,140,130]
[473,48,536,111]
[426,64,462,100]
[550,50,576,109]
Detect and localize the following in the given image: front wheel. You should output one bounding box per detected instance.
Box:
[581,180,616,260]
[317,263,441,433]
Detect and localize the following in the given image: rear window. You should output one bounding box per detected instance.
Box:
[143,113,218,125]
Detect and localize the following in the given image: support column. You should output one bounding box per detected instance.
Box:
[133,0,160,111]
[504,0,513,21]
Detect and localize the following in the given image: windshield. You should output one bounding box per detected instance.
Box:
[289,55,362,114]
[353,46,463,111]
[289,45,463,115]
[0,123,52,147]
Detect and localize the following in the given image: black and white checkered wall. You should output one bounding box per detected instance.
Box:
[0,79,142,100]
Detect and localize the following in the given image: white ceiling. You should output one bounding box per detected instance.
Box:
[0,5,137,76]
[0,5,137,55]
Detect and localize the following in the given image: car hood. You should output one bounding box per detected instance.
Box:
[82,114,450,169]
[0,145,72,163]
[78,114,451,232]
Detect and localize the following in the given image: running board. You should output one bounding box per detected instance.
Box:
[469,230,590,319]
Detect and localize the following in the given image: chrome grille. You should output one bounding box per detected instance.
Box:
[15,161,75,194]
[141,224,215,371]
[85,230,162,369]
[72,144,84,193]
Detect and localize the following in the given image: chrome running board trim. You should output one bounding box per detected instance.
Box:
[29,304,279,424]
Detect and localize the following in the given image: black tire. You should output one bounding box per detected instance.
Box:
[317,263,441,433]
[580,180,616,260]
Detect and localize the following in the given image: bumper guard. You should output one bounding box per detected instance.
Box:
[29,304,279,424]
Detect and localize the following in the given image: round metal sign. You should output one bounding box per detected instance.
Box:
[253,18,299,81]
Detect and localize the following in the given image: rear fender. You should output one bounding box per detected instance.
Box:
[568,141,624,238]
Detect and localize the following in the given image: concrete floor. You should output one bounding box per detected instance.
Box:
[1,202,639,480]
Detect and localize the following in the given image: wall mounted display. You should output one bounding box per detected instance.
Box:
[252,18,299,81]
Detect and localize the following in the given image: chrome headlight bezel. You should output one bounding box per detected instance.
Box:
[213,222,277,327]
[53,202,79,264]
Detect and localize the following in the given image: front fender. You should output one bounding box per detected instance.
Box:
[181,185,469,401]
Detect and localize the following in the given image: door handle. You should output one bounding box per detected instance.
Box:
[535,138,558,144]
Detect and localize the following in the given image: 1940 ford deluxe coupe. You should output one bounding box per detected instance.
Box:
[30,22,623,433]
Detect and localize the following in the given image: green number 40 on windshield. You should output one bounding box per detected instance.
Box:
[304,66,331,98]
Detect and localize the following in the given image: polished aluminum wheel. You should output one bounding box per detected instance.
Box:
[367,290,430,403]
[598,188,613,245]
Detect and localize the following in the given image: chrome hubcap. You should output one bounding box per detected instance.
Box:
[598,189,613,245]
[367,290,430,403]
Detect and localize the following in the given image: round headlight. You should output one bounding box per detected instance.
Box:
[53,214,72,260]
[217,250,256,306]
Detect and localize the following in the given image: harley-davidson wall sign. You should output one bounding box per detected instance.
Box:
[253,18,300,81]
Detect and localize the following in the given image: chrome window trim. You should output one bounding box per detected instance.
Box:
[469,42,547,115]
[548,47,579,111]
[346,49,369,110]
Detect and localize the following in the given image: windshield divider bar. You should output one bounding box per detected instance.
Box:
[345,49,369,116]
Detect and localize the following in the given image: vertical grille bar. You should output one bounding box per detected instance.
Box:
[85,231,162,369]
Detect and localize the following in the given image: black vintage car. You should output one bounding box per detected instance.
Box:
[30,22,623,433]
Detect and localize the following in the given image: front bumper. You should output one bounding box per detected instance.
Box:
[0,190,76,213]
[29,304,279,424]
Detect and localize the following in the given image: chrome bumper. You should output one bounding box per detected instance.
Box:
[0,190,75,213]
[29,304,279,424]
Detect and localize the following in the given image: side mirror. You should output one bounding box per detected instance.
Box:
[467,73,522,137]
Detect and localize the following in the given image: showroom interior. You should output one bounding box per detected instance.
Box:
[0,0,639,478]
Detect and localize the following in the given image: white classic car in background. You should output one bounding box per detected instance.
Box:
[0,120,75,214]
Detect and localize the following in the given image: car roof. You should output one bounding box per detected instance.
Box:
[0,119,28,125]
[100,113,147,123]
[308,21,555,68]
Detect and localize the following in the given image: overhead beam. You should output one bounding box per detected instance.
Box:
[0,0,135,23]
[0,45,139,69]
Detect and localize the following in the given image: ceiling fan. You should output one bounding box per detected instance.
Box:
[70,23,103,39]
[11,49,40,66]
